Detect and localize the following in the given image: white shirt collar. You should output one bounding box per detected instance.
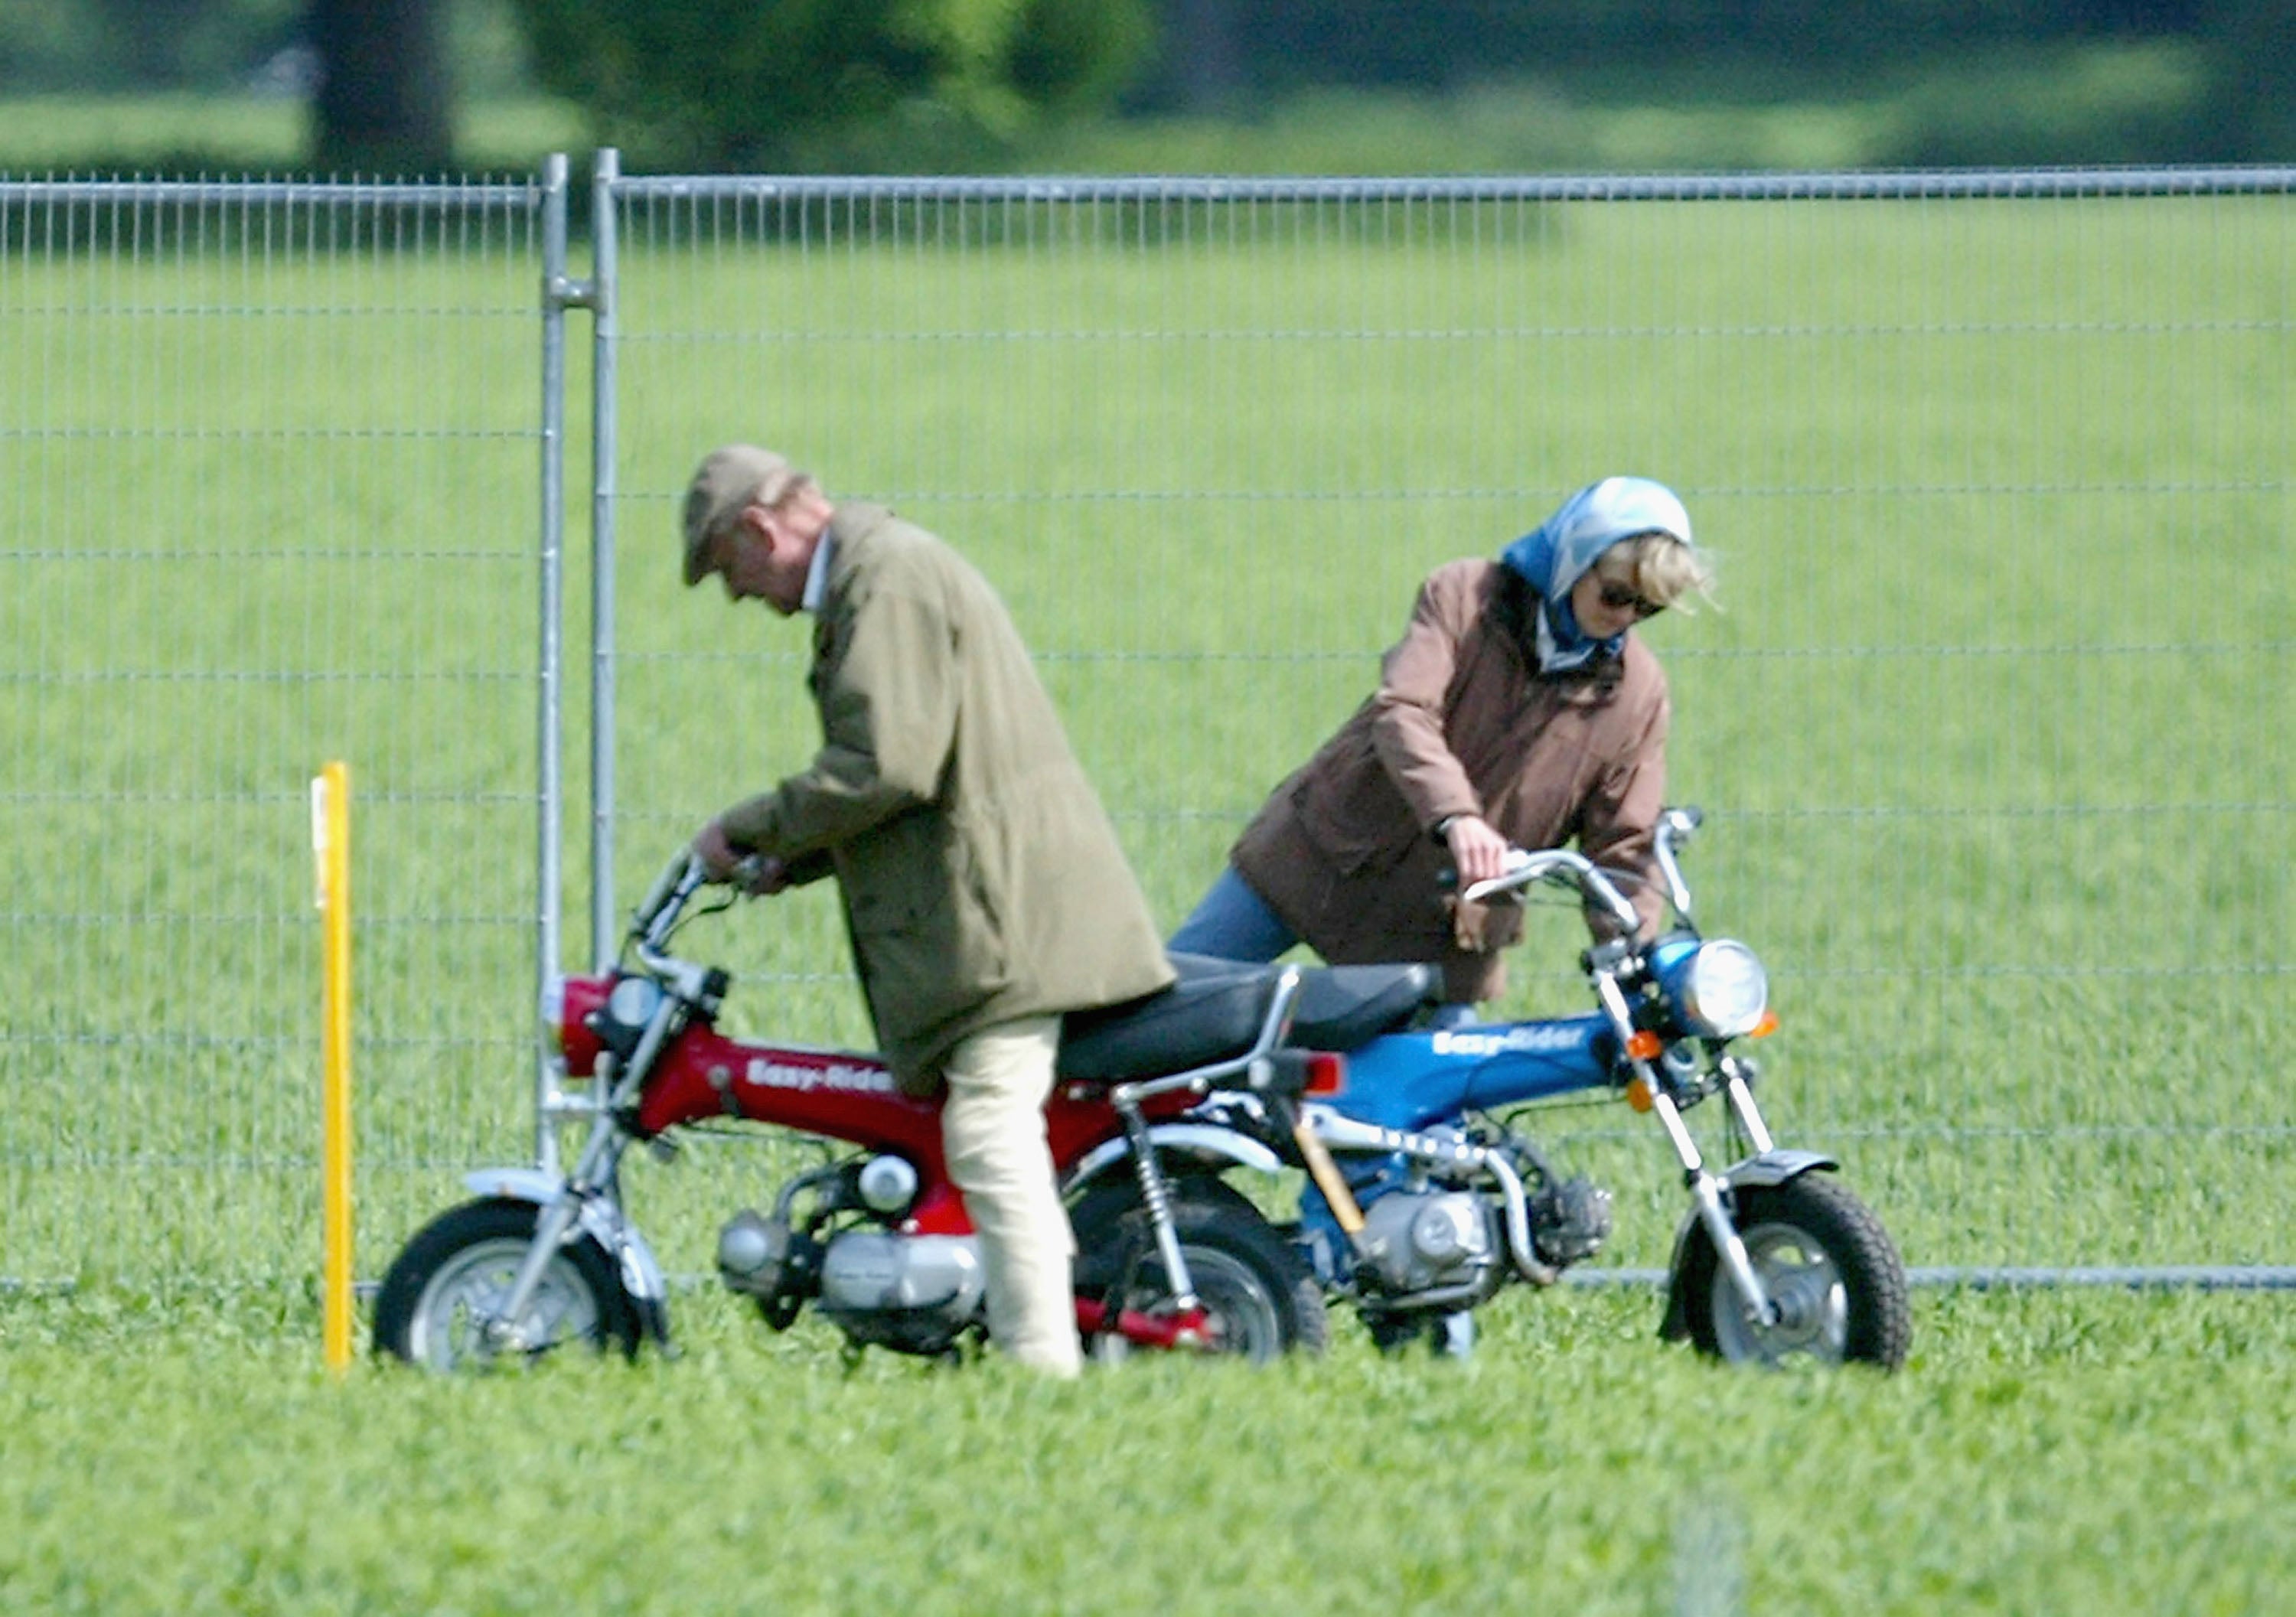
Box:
[801,530,836,615]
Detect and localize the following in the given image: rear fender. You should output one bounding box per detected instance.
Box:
[461,1167,672,1342]
[1655,1149,1838,1342]
[1060,1124,1284,1199]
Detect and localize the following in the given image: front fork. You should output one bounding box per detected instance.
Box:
[485,1080,642,1352]
[1594,971,1782,1328]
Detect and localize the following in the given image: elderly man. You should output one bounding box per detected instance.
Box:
[680,445,1173,1377]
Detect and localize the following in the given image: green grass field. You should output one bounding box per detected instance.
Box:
[2,1283,2291,1613]
[2,177,2290,1611]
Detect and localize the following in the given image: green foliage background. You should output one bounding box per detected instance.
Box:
[508,0,1153,173]
[0,0,2287,173]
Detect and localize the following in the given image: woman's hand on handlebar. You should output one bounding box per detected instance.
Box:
[1443,813,1513,886]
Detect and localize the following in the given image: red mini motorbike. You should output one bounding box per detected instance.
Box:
[373,853,1414,1371]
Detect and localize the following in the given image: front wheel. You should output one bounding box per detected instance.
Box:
[373,1198,641,1372]
[1070,1182,1329,1363]
[1677,1175,1910,1371]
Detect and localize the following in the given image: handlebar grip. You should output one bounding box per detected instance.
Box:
[1458,846,1541,905]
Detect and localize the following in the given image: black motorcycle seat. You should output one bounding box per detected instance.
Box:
[1056,954,1439,1084]
[1290,960,1440,1051]
[1055,954,1277,1083]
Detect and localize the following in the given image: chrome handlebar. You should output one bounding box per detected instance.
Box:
[1458,804,1705,935]
[1652,805,1701,927]
[1460,847,1642,937]
[632,853,712,962]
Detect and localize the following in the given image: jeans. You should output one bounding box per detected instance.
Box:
[1167,866,1298,961]
[1172,865,1479,1029]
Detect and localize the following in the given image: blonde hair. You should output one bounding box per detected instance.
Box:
[1606,530,1718,614]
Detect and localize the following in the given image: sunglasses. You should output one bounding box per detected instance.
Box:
[1596,577,1665,619]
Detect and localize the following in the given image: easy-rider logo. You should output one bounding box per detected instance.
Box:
[1429,1025,1586,1058]
[743,1055,898,1094]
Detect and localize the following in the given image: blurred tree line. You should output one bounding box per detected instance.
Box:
[0,0,2285,168]
[1137,0,2217,103]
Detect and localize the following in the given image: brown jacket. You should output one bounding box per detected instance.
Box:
[719,504,1174,1091]
[1231,558,1670,1003]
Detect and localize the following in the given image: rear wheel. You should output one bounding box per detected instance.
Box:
[1070,1182,1329,1363]
[1678,1174,1910,1371]
[373,1199,641,1372]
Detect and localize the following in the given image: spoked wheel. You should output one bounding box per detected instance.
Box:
[1070,1182,1329,1364]
[373,1199,641,1372]
[1679,1175,1910,1371]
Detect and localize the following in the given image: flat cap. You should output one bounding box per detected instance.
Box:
[680,444,794,586]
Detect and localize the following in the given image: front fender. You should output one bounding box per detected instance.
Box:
[1655,1149,1839,1342]
[461,1167,672,1339]
[1060,1123,1285,1199]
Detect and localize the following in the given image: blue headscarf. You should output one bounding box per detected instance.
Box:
[1499,476,1694,674]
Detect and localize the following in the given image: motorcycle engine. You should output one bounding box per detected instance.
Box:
[717,1208,985,1355]
[719,1209,807,1303]
[1530,1175,1613,1267]
[1357,1190,1499,1298]
[817,1231,985,1352]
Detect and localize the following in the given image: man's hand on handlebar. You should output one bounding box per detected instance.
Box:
[691,820,791,896]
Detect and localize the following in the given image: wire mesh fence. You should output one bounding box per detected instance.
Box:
[1,163,2287,1295]
[0,176,554,1286]
[596,168,2293,1279]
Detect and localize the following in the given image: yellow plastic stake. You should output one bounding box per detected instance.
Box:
[311,762,355,1374]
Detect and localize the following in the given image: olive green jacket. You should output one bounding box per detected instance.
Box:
[718,504,1173,1091]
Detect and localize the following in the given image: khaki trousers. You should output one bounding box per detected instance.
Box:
[940,1014,1080,1377]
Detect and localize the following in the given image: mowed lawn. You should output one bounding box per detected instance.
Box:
[2,183,2290,1611]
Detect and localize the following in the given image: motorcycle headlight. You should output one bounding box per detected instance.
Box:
[594,974,666,1060]
[605,973,663,1029]
[1655,938,1769,1039]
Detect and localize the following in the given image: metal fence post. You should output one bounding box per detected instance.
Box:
[590,148,623,971]
[536,152,576,1173]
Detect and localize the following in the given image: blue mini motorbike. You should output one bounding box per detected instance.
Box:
[1169,807,1911,1369]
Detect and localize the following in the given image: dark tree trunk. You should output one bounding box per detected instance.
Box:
[310,0,452,174]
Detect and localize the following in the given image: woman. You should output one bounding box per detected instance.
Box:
[1170,474,1715,1010]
